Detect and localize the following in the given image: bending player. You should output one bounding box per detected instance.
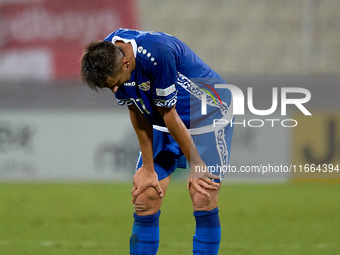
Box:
[81,28,234,255]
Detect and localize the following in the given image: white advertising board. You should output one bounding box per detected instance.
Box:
[0,111,291,182]
[0,110,139,181]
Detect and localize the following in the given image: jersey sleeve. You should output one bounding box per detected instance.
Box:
[147,43,178,108]
[115,87,133,106]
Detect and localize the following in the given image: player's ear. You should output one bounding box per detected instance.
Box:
[121,57,130,68]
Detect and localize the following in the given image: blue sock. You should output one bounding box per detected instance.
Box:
[193,208,221,255]
[130,210,160,255]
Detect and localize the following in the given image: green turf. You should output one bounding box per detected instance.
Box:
[0,182,339,255]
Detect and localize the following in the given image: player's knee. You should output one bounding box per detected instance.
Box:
[190,185,219,212]
[134,187,161,216]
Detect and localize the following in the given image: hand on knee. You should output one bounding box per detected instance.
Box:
[134,186,162,216]
[190,185,219,211]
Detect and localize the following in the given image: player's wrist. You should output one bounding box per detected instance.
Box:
[140,163,155,172]
[189,156,205,167]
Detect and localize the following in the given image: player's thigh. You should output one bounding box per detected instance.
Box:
[134,175,171,216]
[189,182,220,212]
[192,122,234,182]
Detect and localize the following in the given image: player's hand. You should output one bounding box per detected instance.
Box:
[131,165,163,204]
[186,162,220,198]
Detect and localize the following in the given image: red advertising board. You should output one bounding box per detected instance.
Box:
[0,0,139,80]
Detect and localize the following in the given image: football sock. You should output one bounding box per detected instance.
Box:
[130,210,160,255]
[193,207,221,255]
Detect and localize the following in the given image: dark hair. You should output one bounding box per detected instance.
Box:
[80,41,123,91]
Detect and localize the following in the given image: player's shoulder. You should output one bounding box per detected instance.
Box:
[139,30,174,43]
[105,28,173,44]
[104,28,140,41]
[136,31,176,54]
[135,32,178,71]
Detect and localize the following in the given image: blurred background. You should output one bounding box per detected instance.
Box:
[1,0,339,182]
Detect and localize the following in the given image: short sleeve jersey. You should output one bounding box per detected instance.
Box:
[104,28,232,132]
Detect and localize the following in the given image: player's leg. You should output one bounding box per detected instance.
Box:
[130,129,185,255]
[190,122,234,255]
[130,175,171,255]
[133,174,171,216]
[189,184,221,255]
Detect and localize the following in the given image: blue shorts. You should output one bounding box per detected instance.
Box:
[136,122,234,181]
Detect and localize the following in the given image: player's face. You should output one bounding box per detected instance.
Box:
[107,49,133,93]
[107,71,130,93]
[107,64,133,93]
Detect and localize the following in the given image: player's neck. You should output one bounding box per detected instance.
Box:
[115,41,136,71]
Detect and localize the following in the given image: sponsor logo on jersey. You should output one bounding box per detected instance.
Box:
[138,81,151,91]
[124,81,136,86]
[156,84,176,96]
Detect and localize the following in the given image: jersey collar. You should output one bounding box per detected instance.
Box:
[111,36,137,58]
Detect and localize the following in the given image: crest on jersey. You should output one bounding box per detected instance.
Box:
[138,81,151,91]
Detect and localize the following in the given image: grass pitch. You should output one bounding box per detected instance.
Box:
[0,182,339,255]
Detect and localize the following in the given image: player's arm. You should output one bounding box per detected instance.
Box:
[128,104,163,204]
[157,105,220,197]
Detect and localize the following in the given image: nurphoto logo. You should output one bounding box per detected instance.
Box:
[200,84,312,128]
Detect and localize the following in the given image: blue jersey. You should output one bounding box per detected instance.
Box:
[104,28,232,133]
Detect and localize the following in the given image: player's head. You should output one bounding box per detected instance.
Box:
[80,41,125,91]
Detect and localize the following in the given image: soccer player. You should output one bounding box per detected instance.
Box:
[81,28,234,255]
